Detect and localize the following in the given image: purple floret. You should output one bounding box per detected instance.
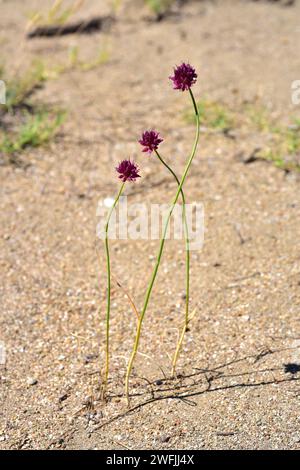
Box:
[139,130,163,154]
[169,63,197,91]
[116,159,141,182]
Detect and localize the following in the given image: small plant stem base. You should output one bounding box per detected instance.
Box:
[171,306,197,377]
[125,351,135,406]
[171,324,187,378]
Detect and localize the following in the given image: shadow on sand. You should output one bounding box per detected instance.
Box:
[94,346,300,431]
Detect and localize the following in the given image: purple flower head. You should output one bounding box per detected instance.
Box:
[169,63,197,91]
[116,159,141,182]
[139,130,163,154]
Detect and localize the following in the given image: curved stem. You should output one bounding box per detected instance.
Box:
[125,89,200,404]
[154,150,190,376]
[101,181,125,400]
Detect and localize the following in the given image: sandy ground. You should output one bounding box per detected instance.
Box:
[1,0,300,450]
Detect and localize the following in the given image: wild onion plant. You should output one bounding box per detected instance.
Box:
[125,63,199,403]
[101,159,140,400]
[138,130,191,377]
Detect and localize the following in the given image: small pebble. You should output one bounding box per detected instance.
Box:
[104,197,115,208]
[84,354,98,364]
[27,377,38,386]
[58,393,69,403]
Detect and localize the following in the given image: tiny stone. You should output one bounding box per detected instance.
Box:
[58,393,68,403]
[292,434,300,444]
[84,354,98,364]
[27,377,38,386]
[82,396,92,405]
[104,197,115,208]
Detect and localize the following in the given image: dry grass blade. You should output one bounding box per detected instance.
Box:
[111,273,140,322]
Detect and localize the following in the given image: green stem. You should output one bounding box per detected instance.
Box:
[154,150,190,375]
[125,89,199,403]
[101,181,125,399]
